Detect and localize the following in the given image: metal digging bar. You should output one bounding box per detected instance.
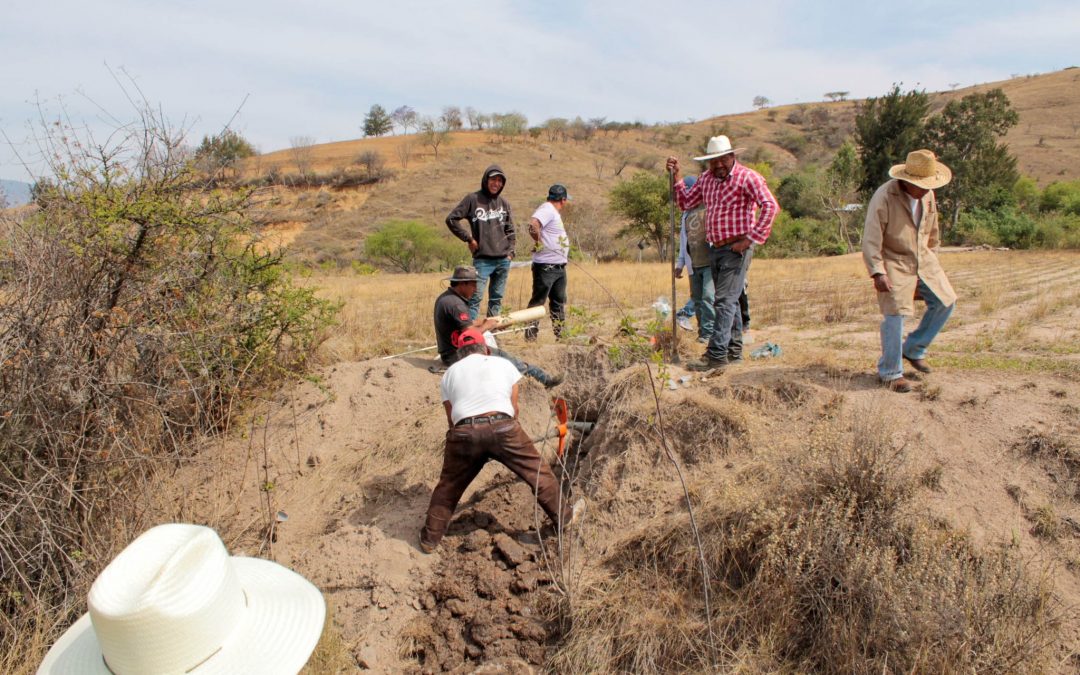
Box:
[668,167,680,363]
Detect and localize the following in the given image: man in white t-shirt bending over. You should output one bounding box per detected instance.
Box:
[420,329,583,553]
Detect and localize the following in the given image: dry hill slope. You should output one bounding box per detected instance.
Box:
[147,249,1080,672]
[242,69,1080,265]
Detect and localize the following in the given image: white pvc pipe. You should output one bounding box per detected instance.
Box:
[499,305,547,326]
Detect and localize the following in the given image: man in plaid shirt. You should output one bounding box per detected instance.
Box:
[667,135,778,372]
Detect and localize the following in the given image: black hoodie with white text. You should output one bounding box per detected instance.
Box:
[445,165,516,259]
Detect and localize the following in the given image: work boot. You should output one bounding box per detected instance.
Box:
[544,373,565,389]
[883,377,913,393]
[686,356,727,373]
[676,314,693,331]
[418,532,437,554]
[904,355,932,373]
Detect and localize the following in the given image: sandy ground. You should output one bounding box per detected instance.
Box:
[152,319,1080,673]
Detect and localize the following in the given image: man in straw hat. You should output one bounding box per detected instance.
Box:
[434,265,562,387]
[38,523,325,674]
[666,136,778,372]
[420,328,584,554]
[862,149,957,393]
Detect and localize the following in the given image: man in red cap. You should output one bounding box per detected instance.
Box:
[420,329,583,553]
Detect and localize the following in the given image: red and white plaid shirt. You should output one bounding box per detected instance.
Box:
[674,162,779,246]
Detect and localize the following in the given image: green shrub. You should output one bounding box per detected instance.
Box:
[1,107,337,659]
[760,212,846,257]
[364,219,464,272]
[1040,180,1080,214]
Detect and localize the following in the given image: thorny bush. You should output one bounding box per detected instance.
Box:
[0,108,337,660]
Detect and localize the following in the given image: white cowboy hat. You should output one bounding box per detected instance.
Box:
[693,135,744,161]
[888,149,952,190]
[38,524,325,675]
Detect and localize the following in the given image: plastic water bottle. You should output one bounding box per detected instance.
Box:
[651,296,671,318]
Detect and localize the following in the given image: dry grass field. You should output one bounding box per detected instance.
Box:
[308,249,1080,379]
[237,69,1080,265]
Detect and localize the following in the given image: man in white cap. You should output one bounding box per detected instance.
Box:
[666,136,778,372]
[862,149,957,393]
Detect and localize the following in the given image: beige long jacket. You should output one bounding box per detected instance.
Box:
[861,180,957,316]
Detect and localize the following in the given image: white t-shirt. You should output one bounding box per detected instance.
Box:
[440,353,521,424]
[530,201,570,264]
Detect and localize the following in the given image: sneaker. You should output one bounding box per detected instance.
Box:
[883,377,913,393]
[696,335,709,344]
[544,373,565,389]
[727,354,743,364]
[676,315,694,332]
[686,357,727,373]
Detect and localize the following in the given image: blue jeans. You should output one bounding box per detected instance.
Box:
[490,347,550,385]
[468,257,511,320]
[676,266,716,339]
[878,278,954,381]
[706,245,753,361]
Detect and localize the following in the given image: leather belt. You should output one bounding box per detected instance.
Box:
[455,413,512,427]
[709,235,745,248]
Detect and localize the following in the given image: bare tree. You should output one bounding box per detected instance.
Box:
[353,150,385,179]
[440,106,464,130]
[396,140,413,168]
[391,105,418,135]
[420,117,451,157]
[289,135,316,178]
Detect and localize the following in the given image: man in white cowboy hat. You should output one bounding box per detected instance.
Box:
[862,149,957,393]
[666,136,778,372]
[38,523,325,674]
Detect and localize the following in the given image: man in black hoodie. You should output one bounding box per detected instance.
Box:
[445,165,516,320]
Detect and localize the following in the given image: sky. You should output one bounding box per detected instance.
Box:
[2,0,1078,183]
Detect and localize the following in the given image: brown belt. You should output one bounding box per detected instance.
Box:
[710,235,745,248]
[455,413,512,427]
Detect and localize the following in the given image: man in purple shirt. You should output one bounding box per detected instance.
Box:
[524,184,571,341]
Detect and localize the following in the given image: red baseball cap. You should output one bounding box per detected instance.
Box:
[452,328,486,349]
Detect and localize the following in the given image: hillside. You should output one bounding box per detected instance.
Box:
[139,250,1080,672]
[240,69,1080,264]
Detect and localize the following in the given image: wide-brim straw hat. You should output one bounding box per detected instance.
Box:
[693,135,744,161]
[38,524,325,675]
[888,149,952,189]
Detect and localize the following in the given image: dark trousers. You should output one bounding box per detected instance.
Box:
[739,284,750,329]
[421,418,571,547]
[525,263,567,340]
[706,244,753,361]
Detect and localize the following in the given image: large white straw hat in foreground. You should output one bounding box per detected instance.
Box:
[38,524,326,675]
